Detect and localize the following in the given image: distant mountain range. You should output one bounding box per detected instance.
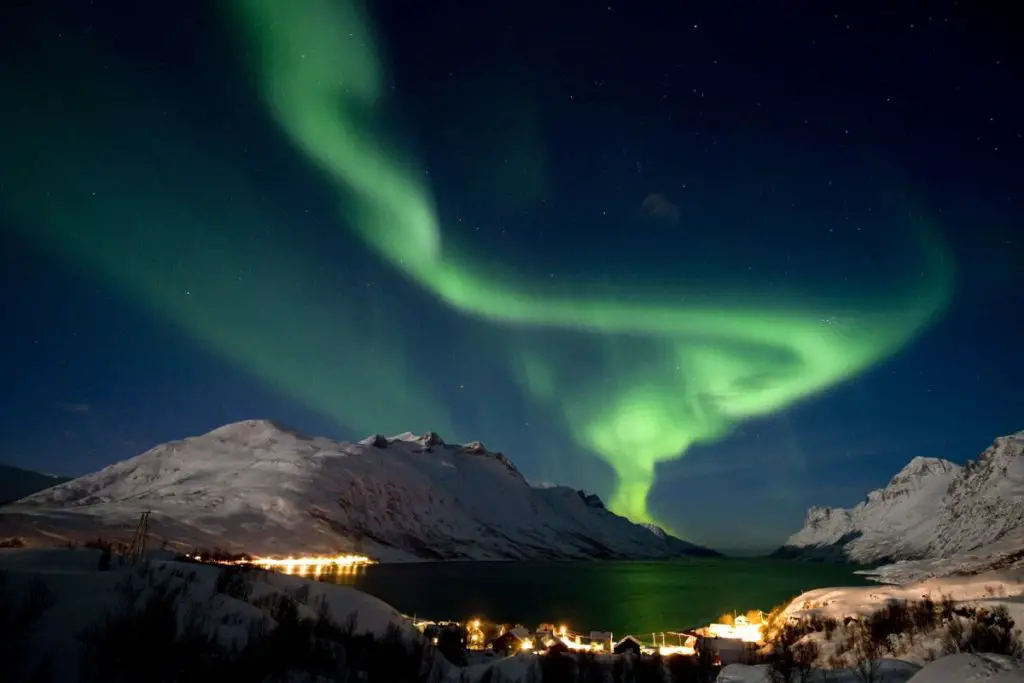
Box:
[0,420,718,561]
[774,431,1024,567]
[0,464,68,506]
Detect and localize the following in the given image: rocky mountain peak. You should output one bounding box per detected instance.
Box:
[776,430,1024,565]
[888,456,960,487]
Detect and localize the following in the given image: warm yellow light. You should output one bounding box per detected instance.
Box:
[557,636,589,651]
[192,553,377,571]
[248,553,376,570]
[520,638,534,651]
[706,620,764,643]
[558,624,568,637]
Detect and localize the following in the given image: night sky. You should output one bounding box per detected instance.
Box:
[1,1,1020,551]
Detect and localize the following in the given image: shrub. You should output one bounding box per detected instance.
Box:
[768,622,818,682]
[81,577,438,683]
[98,544,112,572]
[865,599,912,649]
[539,648,576,683]
[665,654,708,683]
[938,593,956,622]
[0,572,55,682]
[847,621,883,683]
[435,625,467,666]
[633,653,665,683]
[79,577,220,683]
[84,537,112,551]
[942,605,1023,658]
[807,614,839,635]
[213,565,253,602]
[909,596,937,633]
[576,652,607,683]
[611,655,627,683]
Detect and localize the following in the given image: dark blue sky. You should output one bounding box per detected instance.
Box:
[0,0,1020,550]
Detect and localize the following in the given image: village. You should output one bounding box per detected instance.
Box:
[407,612,766,667]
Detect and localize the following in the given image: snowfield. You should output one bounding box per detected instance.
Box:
[775,431,1024,575]
[0,420,715,561]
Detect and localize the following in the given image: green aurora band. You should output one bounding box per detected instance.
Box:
[0,2,955,534]
[228,0,955,525]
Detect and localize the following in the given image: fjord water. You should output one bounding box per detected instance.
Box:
[318,558,872,635]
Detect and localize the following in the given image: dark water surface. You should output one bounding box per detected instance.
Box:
[318,558,872,635]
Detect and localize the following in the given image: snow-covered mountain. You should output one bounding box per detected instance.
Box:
[0,464,68,506]
[774,431,1024,565]
[0,420,717,561]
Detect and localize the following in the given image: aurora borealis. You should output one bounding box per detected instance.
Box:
[226,0,953,524]
[1,1,1020,547]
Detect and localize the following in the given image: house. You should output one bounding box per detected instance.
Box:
[589,631,613,651]
[536,623,556,637]
[699,636,750,665]
[613,635,644,656]
[490,628,533,656]
[490,632,522,656]
[509,626,531,640]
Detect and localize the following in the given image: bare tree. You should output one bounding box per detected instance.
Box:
[849,622,884,683]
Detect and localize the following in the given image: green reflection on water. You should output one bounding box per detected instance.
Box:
[314,558,873,635]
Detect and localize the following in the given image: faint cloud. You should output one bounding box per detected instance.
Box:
[54,401,90,414]
[640,192,680,223]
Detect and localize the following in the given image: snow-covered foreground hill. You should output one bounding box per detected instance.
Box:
[719,654,1024,683]
[0,547,441,683]
[774,431,1024,570]
[718,564,1024,682]
[4,548,1020,683]
[0,420,715,561]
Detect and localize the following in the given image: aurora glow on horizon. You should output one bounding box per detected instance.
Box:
[226,0,954,525]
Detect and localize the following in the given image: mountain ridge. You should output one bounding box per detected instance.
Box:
[773,430,1024,565]
[0,464,69,506]
[0,420,719,561]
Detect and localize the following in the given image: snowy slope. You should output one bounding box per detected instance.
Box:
[775,432,1024,565]
[0,420,716,561]
[0,547,429,683]
[0,464,68,506]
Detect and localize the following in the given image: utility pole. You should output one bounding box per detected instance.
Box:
[128,510,151,563]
